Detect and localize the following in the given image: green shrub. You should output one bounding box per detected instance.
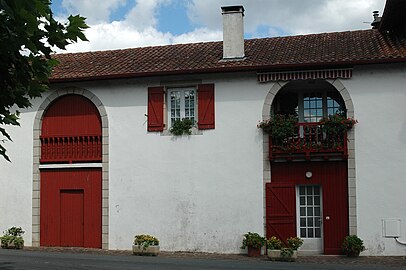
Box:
[342,235,365,255]
[0,227,24,249]
[170,118,194,135]
[134,234,159,250]
[241,232,266,249]
[267,236,282,250]
[287,236,303,251]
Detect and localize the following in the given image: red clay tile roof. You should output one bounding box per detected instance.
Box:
[50,29,406,82]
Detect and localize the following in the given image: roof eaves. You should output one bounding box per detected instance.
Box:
[49,57,406,83]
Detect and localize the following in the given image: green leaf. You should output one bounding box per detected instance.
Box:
[0,0,88,161]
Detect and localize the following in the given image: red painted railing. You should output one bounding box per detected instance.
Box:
[269,123,348,160]
[40,135,102,163]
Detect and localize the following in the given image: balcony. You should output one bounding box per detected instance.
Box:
[269,122,348,161]
[40,135,102,163]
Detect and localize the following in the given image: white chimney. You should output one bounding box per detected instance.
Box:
[221,6,245,60]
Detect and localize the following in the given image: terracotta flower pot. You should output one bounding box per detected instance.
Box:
[346,251,360,257]
[247,246,261,257]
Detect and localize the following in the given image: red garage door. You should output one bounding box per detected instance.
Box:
[40,169,101,248]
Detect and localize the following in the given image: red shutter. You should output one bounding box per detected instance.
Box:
[266,183,296,244]
[197,84,215,130]
[147,87,164,131]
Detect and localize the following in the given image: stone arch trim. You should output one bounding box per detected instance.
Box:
[32,87,109,249]
[261,79,357,236]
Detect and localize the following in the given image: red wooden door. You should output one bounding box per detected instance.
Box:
[266,183,296,242]
[60,190,84,247]
[322,162,349,254]
[268,161,348,255]
[40,169,101,248]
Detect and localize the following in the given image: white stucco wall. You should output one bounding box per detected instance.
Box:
[342,64,406,255]
[99,74,269,253]
[2,63,406,255]
[0,109,35,246]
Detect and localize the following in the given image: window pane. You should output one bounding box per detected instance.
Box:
[327,91,346,116]
[299,186,305,195]
[184,90,195,121]
[300,218,306,227]
[315,218,321,227]
[307,186,313,195]
[308,228,314,238]
[314,207,320,216]
[307,207,313,216]
[315,228,321,238]
[307,217,313,226]
[170,91,181,125]
[300,207,306,216]
[300,197,305,205]
[307,196,313,205]
[301,228,307,238]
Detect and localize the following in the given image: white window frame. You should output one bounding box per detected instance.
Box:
[297,91,343,123]
[167,87,197,128]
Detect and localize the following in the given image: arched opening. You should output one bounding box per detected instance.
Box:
[40,95,102,163]
[263,79,355,255]
[39,94,102,248]
[271,80,346,121]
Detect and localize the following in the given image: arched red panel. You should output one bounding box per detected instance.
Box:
[40,95,102,163]
[42,95,101,136]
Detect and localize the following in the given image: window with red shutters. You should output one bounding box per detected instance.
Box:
[147,84,215,132]
[147,86,165,131]
[197,83,215,130]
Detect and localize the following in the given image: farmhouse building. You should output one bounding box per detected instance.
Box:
[1,0,406,255]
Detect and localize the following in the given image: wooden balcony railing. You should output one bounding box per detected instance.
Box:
[269,123,348,161]
[40,135,102,163]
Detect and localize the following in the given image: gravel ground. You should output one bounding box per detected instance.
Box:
[22,247,406,268]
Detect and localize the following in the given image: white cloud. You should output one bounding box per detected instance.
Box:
[60,0,127,24]
[125,0,171,30]
[172,28,222,44]
[187,0,386,36]
[56,0,388,53]
[62,22,173,52]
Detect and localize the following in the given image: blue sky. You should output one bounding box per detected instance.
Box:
[50,0,386,53]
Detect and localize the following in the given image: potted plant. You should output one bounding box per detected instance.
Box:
[170,118,194,135]
[342,235,365,257]
[133,234,160,256]
[258,114,298,140]
[267,236,303,261]
[286,236,304,260]
[320,114,357,137]
[0,227,24,249]
[267,236,283,260]
[241,232,266,257]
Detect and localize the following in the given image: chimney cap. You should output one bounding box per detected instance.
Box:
[221,6,245,14]
[371,10,381,29]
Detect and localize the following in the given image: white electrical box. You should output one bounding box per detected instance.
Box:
[382,219,401,238]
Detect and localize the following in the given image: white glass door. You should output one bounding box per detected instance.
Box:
[297,185,323,254]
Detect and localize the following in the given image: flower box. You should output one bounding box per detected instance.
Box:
[267,249,297,261]
[132,244,159,256]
